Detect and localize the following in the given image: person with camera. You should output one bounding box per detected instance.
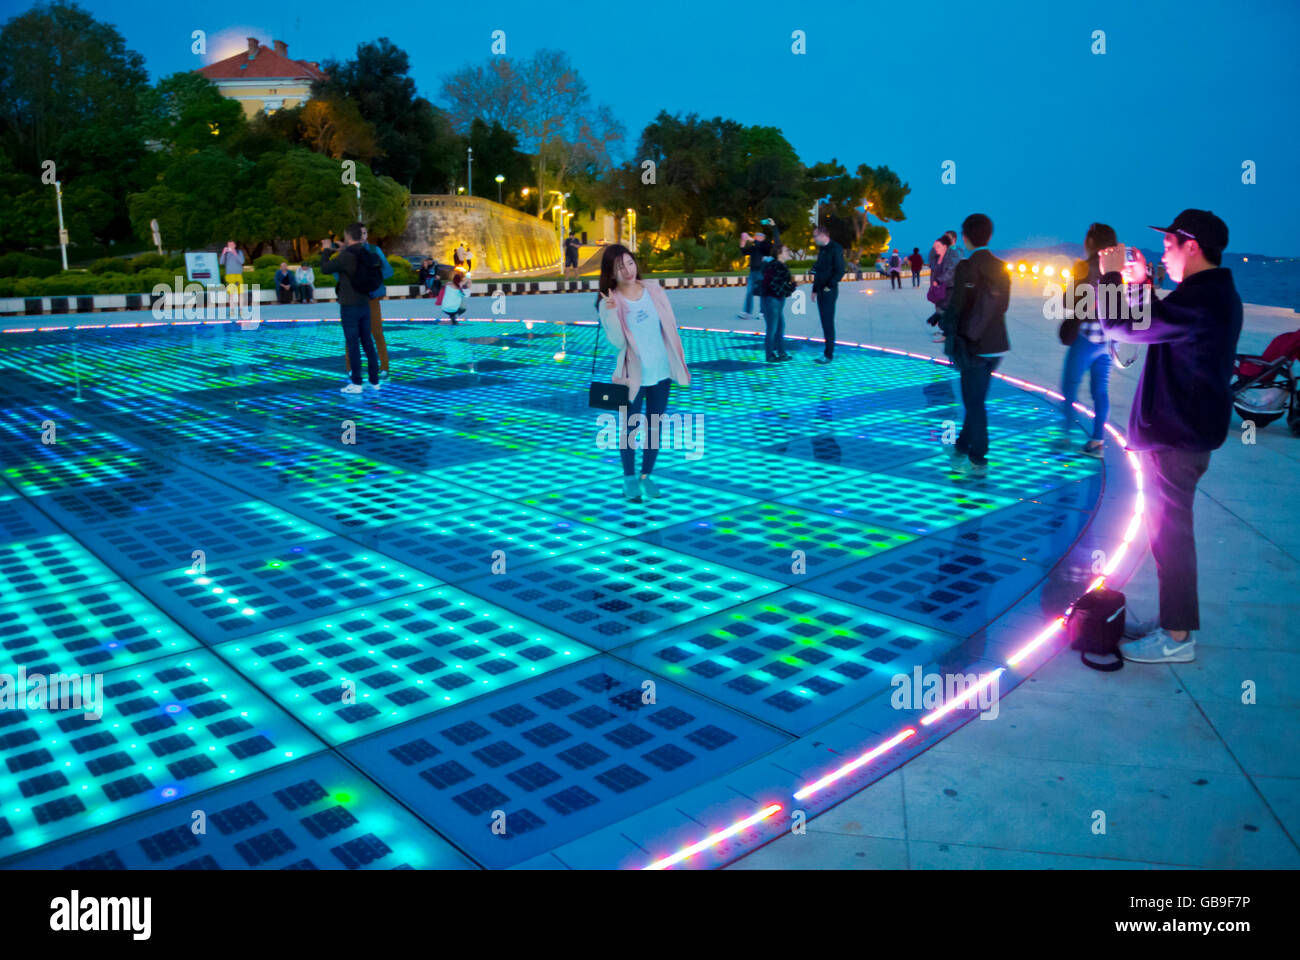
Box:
[321,223,382,394]
[1059,222,1118,459]
[737,220,777,320]
[1096,209,1243,663]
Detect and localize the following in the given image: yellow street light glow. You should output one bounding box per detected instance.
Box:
[1044,265,1055,276]
[1005,262,1013,271]
[1018,263,1027,273]
[1031,263,1040,274]
[1062,268,1071,280]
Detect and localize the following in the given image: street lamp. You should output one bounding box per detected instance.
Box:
[467,145,473,196]
[53,180,68,271]
[495,174,504,203]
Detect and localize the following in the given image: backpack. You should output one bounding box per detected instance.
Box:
[763,258,797,299]
[350,245,383,298]
[1067,588,1127,671]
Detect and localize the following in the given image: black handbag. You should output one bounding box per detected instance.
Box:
[588,314,629,410]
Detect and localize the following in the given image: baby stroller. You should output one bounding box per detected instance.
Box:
[1232,329,1300,435]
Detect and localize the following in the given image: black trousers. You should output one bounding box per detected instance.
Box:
[955,355,1001,464]
[817,286,838,357]
[1142,447,1212,631]
[340,302,379,385]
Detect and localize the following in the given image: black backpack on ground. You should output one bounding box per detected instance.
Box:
[1067,588,1127,671]
[349,244,383,297]
[762,258,797,299]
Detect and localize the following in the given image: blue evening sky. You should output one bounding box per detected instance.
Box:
[31,0,1300,256]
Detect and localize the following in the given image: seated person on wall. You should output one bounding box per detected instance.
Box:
[295,263,315,303]
[274,262,296,304]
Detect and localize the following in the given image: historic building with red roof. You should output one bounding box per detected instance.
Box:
[196,37,326,117]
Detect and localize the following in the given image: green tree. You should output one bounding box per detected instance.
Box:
[0,0,152,251]
[466,118,533,207]
[315,38,459,192]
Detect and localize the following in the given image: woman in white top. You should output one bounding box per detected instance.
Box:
[597,245,691,502]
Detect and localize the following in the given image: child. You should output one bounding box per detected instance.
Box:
[436,269,470,324]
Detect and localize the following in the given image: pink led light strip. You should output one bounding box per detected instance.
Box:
[641,329,1147,869]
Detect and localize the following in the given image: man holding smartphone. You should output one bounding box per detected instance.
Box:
[1096,209,1242,663]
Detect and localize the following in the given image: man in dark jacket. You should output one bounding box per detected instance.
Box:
[1097,209,1243,664]
[939,213,1010,476]
[274,262,295,304]
[321,221,381,394]
[738,230,773,319]
[811,224,845,363]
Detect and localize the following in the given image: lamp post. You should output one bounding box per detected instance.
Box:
[495,174,504,203]
[467,146,473,197]
[53,180,68,271]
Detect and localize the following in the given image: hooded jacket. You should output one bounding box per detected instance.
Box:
[598,279,691,402]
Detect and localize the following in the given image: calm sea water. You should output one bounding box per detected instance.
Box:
[1210,257,1300,310]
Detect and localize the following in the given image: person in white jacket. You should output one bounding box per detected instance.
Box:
[596,245,691,502]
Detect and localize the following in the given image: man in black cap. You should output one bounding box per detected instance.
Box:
[1096,209,1242,663]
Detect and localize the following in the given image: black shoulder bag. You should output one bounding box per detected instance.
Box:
[588,310,630,410]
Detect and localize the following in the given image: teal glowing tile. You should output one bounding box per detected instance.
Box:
[6,753,476,869]
[624,589,958,734]
[804,538,1054,638]
[0,581,199,675]
[373,504,620,581]
[517,478,759,536]
[216,586,597,744]
[131,538,438,644]
[0,533,119,605]
[458,541,783,650]
[76,500,332,577]
[268,474,495,535]
[3,451,177,497]
[0,648,323,862]
[884,448,1101,500]
[339,656,789,869]
[656,445,864,499]
[641,502,915,584]
[0,497,59,541]
[28,469,245,531]
[427,449,611,500]
[775,471,1020,535]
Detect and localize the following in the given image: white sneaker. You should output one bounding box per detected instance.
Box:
[367,381,382,390]
[340,383,363,394]
[1120,628,1195,663]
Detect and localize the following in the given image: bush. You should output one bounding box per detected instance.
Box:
[0,252,61,278]
[164,254,186,270]
[128,253,165,271]
[90,257,131,274]
[388,255,411,272]
[253,254,282,269]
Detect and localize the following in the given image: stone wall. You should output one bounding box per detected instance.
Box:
[397,195,561,275]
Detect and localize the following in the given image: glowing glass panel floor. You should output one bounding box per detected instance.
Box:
[0,320,1109,868]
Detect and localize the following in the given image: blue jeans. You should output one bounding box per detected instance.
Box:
[621,378,672,477]
[340,302,379,385]
[1061,337,1111,441]
[956,355,1001,464]
[743,270,762,314]
[761,295,785,358]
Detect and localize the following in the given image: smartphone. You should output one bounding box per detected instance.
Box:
[1125,248,1135,262]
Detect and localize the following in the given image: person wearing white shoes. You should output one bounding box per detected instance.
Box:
[1097,209,1243,664]
[321,222,382,394]
[597,244,691,502]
